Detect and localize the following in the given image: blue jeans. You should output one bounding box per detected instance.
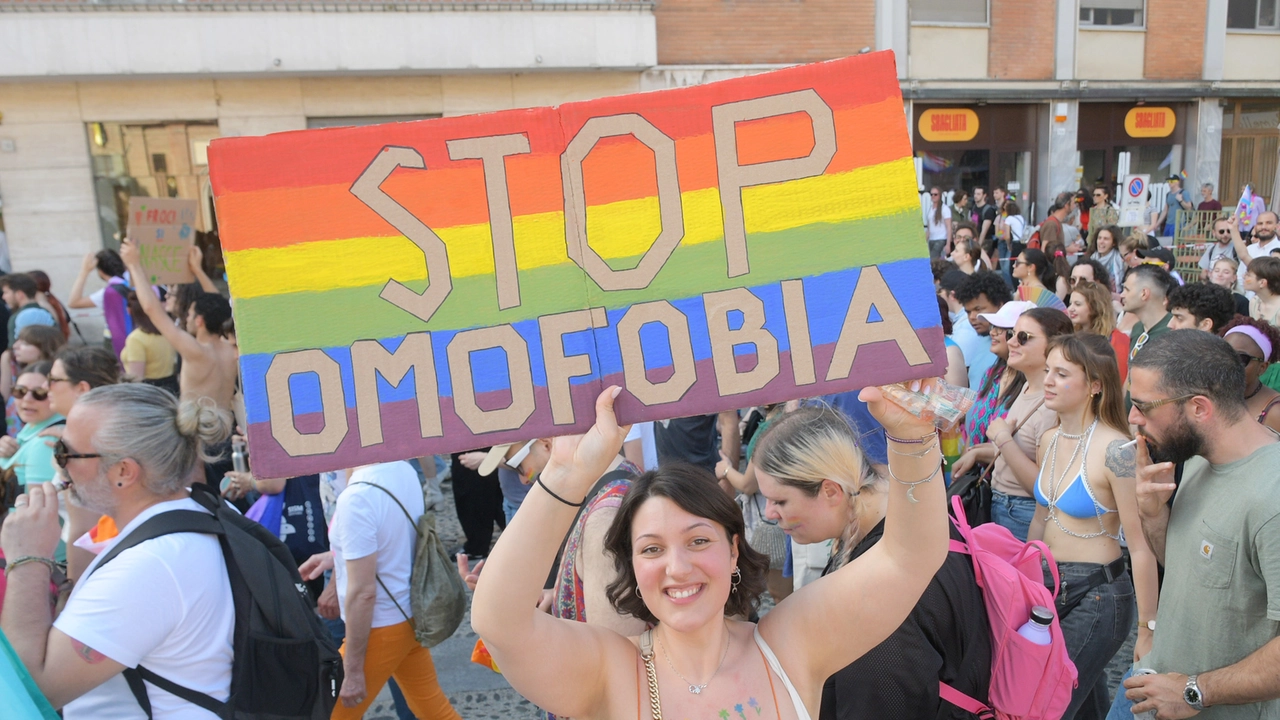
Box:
[1106,667,1137,720]
[502,497,520,525]
[991,490,1037,542]
[1055,562,1136,720]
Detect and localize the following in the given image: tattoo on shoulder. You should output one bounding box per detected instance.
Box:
[1105,438,1137,479]
[71,638,107,665]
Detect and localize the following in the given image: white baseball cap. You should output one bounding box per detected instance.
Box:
[477,439,537,476]
[977,300,1036,329]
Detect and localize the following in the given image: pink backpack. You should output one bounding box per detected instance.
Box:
[940,496,1077,720]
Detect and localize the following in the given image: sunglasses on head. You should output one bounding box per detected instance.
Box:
[53,438,102,469]
[12,386,49,401]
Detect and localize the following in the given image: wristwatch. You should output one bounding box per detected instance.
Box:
[1184,674,1206,711]
[1145,619,1156,631]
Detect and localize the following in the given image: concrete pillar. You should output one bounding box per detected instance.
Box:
[876,0,909,79]
[1204,0,1228,80]
[1054,0,1077,81]
[1194,99,1224,200]
[1041,100,1080,215]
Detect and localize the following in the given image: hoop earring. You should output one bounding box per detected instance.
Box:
[731,567,741,593]
[635,586,642,599]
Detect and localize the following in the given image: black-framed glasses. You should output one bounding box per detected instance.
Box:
[12,386,49,401]
[53,438,102,469]
[955,234,975,242]
[1131,394,1197,415]
[1013,260,1031,267]
[1238,352,1263,367]
[1012,331,1037,346]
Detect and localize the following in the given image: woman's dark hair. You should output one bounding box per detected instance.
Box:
[998,307,1073,409]
[1221,316,1280,363]
[193,293,233,337]
[1002,199,1022,217]
[28,270,71,340]
[16,325,66,366]
[604,464,769,624]
[937,295,953,335]
[95,249,126,279]
[1021,248,1061,290]
[21,360,53,379]
[1073,258,1113,291]
[54,346,121,389]
[126,291,160,335]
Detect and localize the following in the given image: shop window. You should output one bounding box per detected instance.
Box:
[306,115,437,130]
[909,0,988,25]
[1228,0,1280,29]
[86,122,221,271]
[1080,0,1145,27]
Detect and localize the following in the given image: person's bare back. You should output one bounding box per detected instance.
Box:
[179,335,239,410]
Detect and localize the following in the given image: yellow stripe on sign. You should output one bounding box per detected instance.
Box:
[225,158,918,300]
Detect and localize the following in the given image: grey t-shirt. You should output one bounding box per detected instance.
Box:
[1146,441,1280,718]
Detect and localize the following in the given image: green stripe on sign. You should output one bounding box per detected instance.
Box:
[233,211,926,355]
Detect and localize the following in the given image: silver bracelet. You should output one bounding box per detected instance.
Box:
[888,439,940,459]
[886,461,943,504]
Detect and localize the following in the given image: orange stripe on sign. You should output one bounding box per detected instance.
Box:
[209,53,904,196]
[217,99,911,253]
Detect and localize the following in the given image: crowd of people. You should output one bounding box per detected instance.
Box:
[0,185,1279,720]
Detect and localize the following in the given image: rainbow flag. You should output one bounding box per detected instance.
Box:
[210,52,943,478]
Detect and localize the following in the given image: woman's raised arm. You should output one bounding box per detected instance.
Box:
[470,387,634,719]
[760,382,950,697]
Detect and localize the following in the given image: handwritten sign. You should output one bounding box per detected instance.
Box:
[209,52,945,479]
[127,197,197,285]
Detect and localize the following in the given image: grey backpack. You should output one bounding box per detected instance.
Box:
[352,482,468,648]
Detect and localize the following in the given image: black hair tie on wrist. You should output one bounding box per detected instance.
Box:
[536,476,584,508]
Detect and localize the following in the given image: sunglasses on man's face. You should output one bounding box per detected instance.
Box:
[12,386,49,401]
[1217,228,1232,235]
[53,438,102,469]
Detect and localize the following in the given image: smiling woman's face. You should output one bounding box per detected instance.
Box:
[629,497,738,633]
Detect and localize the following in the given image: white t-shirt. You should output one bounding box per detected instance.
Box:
[624,422,658,473]
[1239,238,1280,293]
[55,498,234,720]
[330,462,424,628]
[925,203,952,241]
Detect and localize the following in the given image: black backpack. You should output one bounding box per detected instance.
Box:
[88,483,342,719]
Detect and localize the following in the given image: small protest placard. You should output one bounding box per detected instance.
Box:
[127,197,197,285]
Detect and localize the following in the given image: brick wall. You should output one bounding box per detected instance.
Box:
[988,0,1056,79]
[656,0,876,65]
[1144,0,1206,79]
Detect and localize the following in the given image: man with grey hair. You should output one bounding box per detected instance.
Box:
[0,383,235,718]
[1197,182,1222,212]
[1109,330,1280,719]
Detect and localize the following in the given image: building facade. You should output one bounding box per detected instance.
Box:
[0,0,1277,322]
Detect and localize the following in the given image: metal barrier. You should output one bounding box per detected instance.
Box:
[1173,209,1229,284]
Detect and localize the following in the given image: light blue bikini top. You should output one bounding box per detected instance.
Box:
[1034,463,1116,519]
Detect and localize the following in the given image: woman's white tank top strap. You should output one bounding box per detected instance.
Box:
[752,627,811,720]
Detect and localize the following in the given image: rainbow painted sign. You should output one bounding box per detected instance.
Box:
[209,52,944,478]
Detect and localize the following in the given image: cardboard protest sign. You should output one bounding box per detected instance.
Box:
[127,197,197,285]
[209,52,944,479]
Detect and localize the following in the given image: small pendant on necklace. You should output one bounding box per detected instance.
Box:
[690,684,704,694]
[906,486,920,503]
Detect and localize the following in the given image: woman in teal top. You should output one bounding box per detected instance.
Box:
[0,361,64,489]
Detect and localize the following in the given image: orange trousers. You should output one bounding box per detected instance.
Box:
[332,620,461,720]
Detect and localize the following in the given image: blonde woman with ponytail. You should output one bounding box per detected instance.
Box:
[752,406,993,720]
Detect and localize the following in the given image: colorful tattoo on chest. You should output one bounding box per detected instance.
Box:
[711,697,763,720]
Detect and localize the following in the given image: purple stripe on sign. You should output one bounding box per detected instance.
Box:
[244,327,944,478]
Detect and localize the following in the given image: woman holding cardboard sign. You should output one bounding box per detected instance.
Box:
[472,384,948,720]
